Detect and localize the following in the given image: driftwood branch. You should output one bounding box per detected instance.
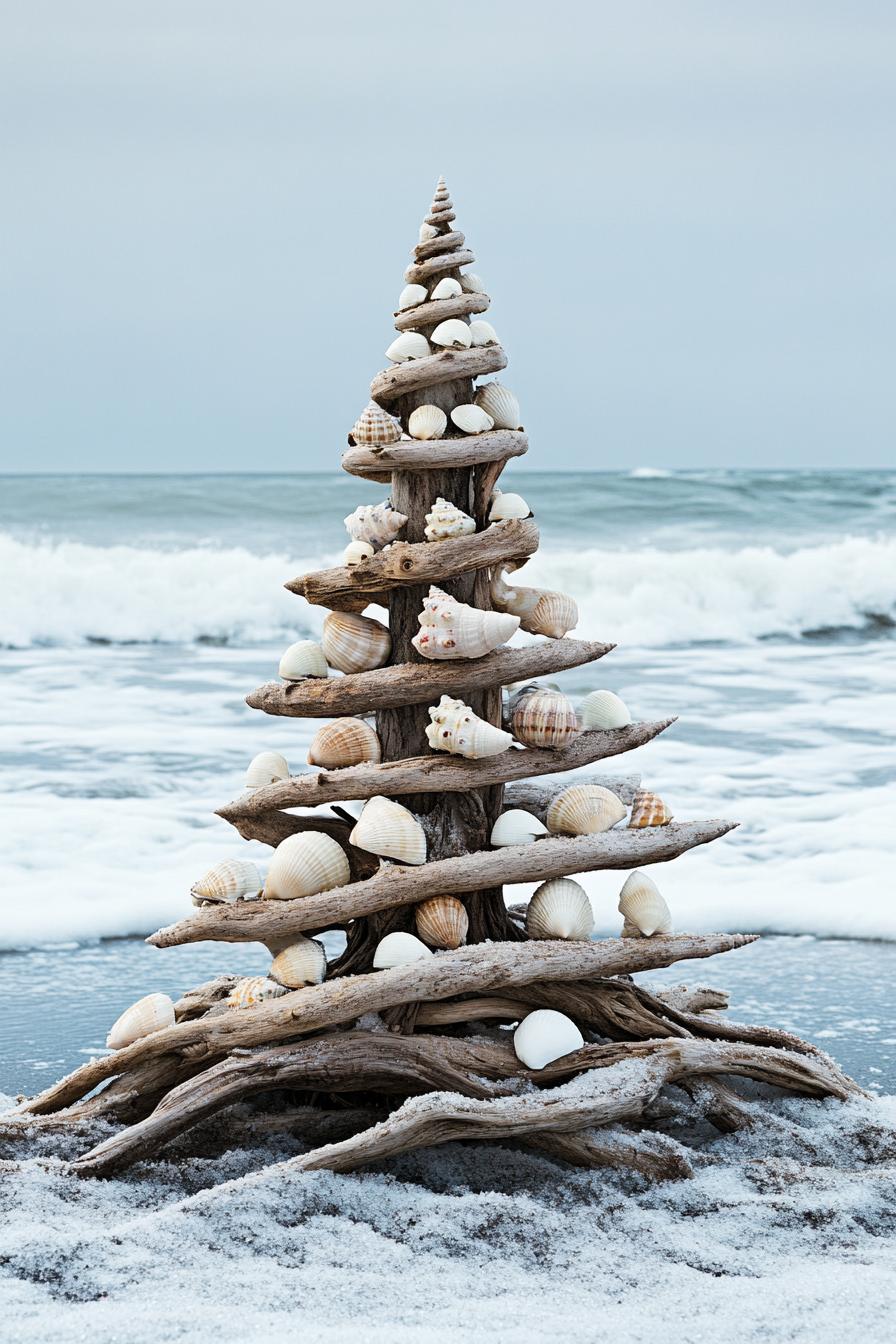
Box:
[370,346,506,405]
[342,428,527,483]
[413,230,466,260]
[403,249,475,286]
[525,1129,696,1181]
[504,774,642,818]
[394,293,489,331]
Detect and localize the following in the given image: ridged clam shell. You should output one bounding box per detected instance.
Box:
[578,690,632,730]
[412,586,520,660]
[511,687,580,750]
[372,931,434,969]
[344,500,408,550]
[489,809,549,846]
[228,976,290,1008]
[488,491,531,521]
[321,611,391,674]
[408,404,447,440]
[618,870,672,937]
[469,320,499,347]
[307,718,382,769]
[269,936,327,988]
[424,497,476,541]
[425,694,513,758]
[546,784,628,835]
[490,569,577,639]
[475,382,520,430]
[419,222,439,242]
[459,272,485,294]
[628,789,674,828]
[349,796,427,865]
[344,540,375,567]
[107,993,175,1050]
[190,859,263,905]
[415,895,468,949]
[430,277,462,299]
[450,403,494,435]
[264,831,351,901]
[525,878,594,941]
[431,319,472,350]
[386,332,431,363]
[279,640,328,680]
[349,400,403,446]
[398,283,427,310]
[245,751,289,791]
[513,1009,584,1070]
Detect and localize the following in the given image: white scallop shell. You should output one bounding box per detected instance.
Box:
[525,878,594,941]
[546,784,628,835]
[578,690,632,730]
[344,500,408,549]
[425,694,513,758]
[489,810,549,846]
[431,319,472,350]
[343,540,375,567]
[349,401,403,446]
[618,870,672,937]
[475,382,520,430]
[459,272,486,294]
[349,796,427,865]
[372,931,434,969]
[321,611,391,674]
[408,404,447,441]
[412,586,520,660]
[424,497,476,541]
[419,222,439,242]
[488,492,531,521]
[307,717,382,769]
[469,320,499,347]
[279,640,328,680]
[490,568,577,639]
[245,751,289,791]
[398,283,428,310]
[107,993,176,1050]
[228,976,290,1008]
[269,936,327,988]
[264,831,351,901]
[430,277,462,299]
[386,332,431,363]
[191,859,263,905]
[450,404,494,435]
[513,1009,584,1070]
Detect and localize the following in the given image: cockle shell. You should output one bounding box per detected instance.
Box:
[618,870,673,937]
[190,859,263,906]
[488,491,531,521]
[269,936,327,988]
[628,789,673,828]
[349,401,403,446]
[386,332,431,363]
[398,283,427,310]
[419,222,439,242]
[425,694,513,758]
[416,895,468,949]
[578,690,632,730]
[431,319,472,350]
[450,404,494,435]
[546,784,628,836]
[412,586,520,661]
[349,796,427,865]
[511,687,580,750]
[307,717,382,769]
[460,272,486,294]
[424,497,476,541]
[430,277,462,300]
[321,611,391,673]
[372,931,434,969]
[513,1009,584,1070]
[245,751,289,791]
[344,540,375,567]
[279,640,328,680]
[490,567,578,639]
[475,382,520,430]
[525,878,594,941]
[408,404,447,440]
[264,831,351,901]
[489,809,549,846]
[228,976,289,1008]
[107,993,176,1050]
[344,500,408,550]
[469,320,499,347]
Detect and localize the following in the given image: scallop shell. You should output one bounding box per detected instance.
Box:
[398,283,427,310]
[245,751,289,791]
[578,690,632,731]
[343,500,408,550]
[469,320,499,347]
[343,540,375,567]
[488,491,531,521]
[227,976,290,1008]
[618,870,672,937]
[321,611,391,674]
[386,332,431,363]
[424,497,476,541]
[419,222,439,242]
[372,931,434,969]
[525,878,594,941]
[106,993,175,1050]
[412,586,520,661]
[264,831,351,901]
[511,687,580,750]
[269,936,327,988]
[190,859,263,905]
[628,789,674,828]
[349,796,427,865]
[307,717,382,769]
[490,567,577,639]
[475,382,520,430]
[349,400,403,446]
[513,1009,584,1070]
[459,272,486,294]
[415,895,468,949]
[431,319,472,350]
[408,404,447,440]
[546,784,628,836]
[430,277,462,299]
[489,809,549,846]
[425,694,513,758]
[279,640,328,680]
[450,404,494,435]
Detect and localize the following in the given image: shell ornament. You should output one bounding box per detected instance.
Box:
[489,810,549,846]
[431,319,472,349]
[475,382,520,429]
[348,401,403,446]
[488,491,531,521]
[386,332,431,363]
[425,695,513,758]
[190,859,263,906]
[279,640,329,680]
[321,611,392,674]
[373,931,434,969]
[525,878,594,941]
[546,784,628,835]
[269,936,327,988]
[628,789,674,828]
[245,751,289,791]
[415,895,469,949]
[408,405,447,440]
[264,831,351,901]
[349,796,427,865]
[343,500,408,550]
[424,498,476,542]
[513,1010,584,1071]
[618,870,672,937]
[511,686,580,750]
[578,690,632,731]
[398,283,427,310]
[468,320,499,347]
[450,404,494,435]
[459,272,486,294]
[430,277,462,300]
[343,540,375,567]
[107,993,176,1050]
[307,717,382,769]
[490,566,578,639]
[412,587,519,661]
[227,977,290,1009]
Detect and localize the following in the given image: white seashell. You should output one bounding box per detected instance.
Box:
[264,831,351,901]
[398,283,428,310]
[408,404,447,441]
[279,640,328,680]
[269,936,327,988]
[513,1009,584,1070]
[450,404,494,435]
[344,500,408,550]
[490,567,577,639]
[386,332,431,363]
[475,382,520,430]
[343,540,375,567]
[460,272,486,294]
[628,789,674,828]
[228,977,289,1009]
[488,492,530,521]
[373,931,434,969]
[412,586,520,661]
[349,796,427,865]
[525,878,593,941]
[424,497,476,541]
[546,784,628,836]
[419,223,439,242]
[431,319,472,350]
[618,870,673,937]
[468,320,499,347]
[415,896,468,949]
[322,611,391,674]
[349,401,403,446]
[245,751,289,791]
[430,277,462,300]
[578,690,632,731]
[511,687,580,750]
[425,694,513,758]
[490,810,549,846]
[191,859,263,905]
[307,718,382,769]
[107,993,175,1050]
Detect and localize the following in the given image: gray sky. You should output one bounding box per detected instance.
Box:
[0,0,893,472]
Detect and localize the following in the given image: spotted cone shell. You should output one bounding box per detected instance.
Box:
[343,501,408,550]
[107,993,175,1050]
[349,401,402,446]
[628,789,673,828]
[425,694,512,758]
[416,896,469,949]
[424,497,476,541]
[307,718,382,769]
[412,586,519,661]
[546,784,627,836]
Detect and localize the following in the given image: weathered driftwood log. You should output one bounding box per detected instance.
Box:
[503,775,642,817]
[525,1129,696,1181]
[403,249,476,286]
[342,428,528,483]
[413,980,730,1029]
[677,1077,756,1133]
[370,346,507,404]
[246,637,612,718]
[413,229,466,260]
[393,293,489,331]
[194,810,377,883]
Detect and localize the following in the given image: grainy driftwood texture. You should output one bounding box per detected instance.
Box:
[342,428,527,483]
[403,248,476,285]
[393,293,489,331]
[370,346,507,404]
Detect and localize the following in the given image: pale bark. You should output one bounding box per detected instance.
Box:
[413,230,466,261]
[342,428,527,483]
[525,1129,696,1181]
[403,249,476,286]
[370,346,506,405]
[394,293,489,331]
[503,774,642,818]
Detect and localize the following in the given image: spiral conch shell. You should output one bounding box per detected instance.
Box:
[344,500,408,550]
[425,695,513,758]
[469,320,499,347]
[416,895,468,949]
[349,796,427,865]
[245,751,289,791]
[412,587,520,661]
[228,977,289,1009]
[618,870,672,937]
[430,277,462,300]
[511,686,580,750]
[513,1010,584,1070]
[490,567,578,639]
[460,272,486,294]
[546,784,627,835]
[373,931,433,969]
[107,993,176,1050]
[386,332,431,363]
[349,401,402,446]
[525,878,594,941]
[279,640,328,680]
[451,404,494,435]
[344,540,375,567]
[578,690,632,730]
[398,283,427,310]
[321,611,391,674]
[264,831,351,901]
[475,382,520,430]
[489,809,549,846]
[628,789,673,828]
[408,404,448,440]
[191,859,263,906]
[424,497,476,541]
[269,936,327,988]
[307,718,381,769]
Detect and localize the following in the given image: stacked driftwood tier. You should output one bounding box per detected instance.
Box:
[9,178,863,1182]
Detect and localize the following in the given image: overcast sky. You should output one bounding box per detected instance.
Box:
[0,0,893,472]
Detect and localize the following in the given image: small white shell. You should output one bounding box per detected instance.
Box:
[489,810,549,846]
[424,497,476,541]
[460,272,486,294]
[475,382,520,430]
[469,320,499,347]
[279,640,328,680]
[450,404,494,435]
[191,859,263,905]
[349,796,427,865]
[386,332,431,363]
[488,491,531,521]
[264,831,351,901]
[228,977,289,1009]
[344,500,408,550]
[546,784,628,835]
[343,540,375,567]
[430,277,462,300]
[513,1009,584,1070]
[412,586,520,661]
[618,870,673,937]
[373,931,434,969]
[107,993,175,1050]
[269,936,327,988]
[419,223,439,242]
[431,319,472,350]
[245,751,289,791]
[578,690,632,731]
[398,283,428,310]
[408,404,448,440]
[425,694,513,758]
[525,878,594,941]
[321,611,392,674]
[307,717,381,769]
[349,401,403,446]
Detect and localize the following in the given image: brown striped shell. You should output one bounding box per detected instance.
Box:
[227,976,290,1008]
[628,789,674,828]
[511,687,580,751]
[415,896,469,949]
[349,401,402,446]
[321,611,391,674]
[307,718,382,770]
